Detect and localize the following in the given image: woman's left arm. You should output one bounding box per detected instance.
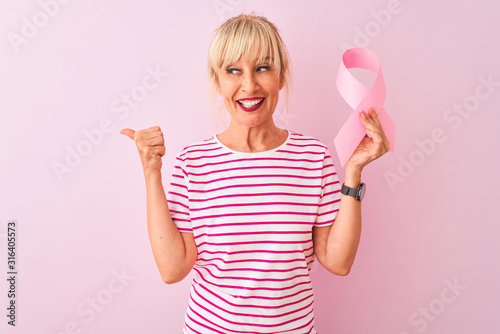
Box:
[313,108,390,276]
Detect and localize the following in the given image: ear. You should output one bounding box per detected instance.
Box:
[279,76,285,90]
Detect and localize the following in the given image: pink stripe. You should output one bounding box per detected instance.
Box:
[190,201,320,212]
[271,314,315,334]
[305,321,315,334]
[169,181,187,190]
[184,151,235,161]
[190,173,331,185]
[323,174,340,187]
[189,292,315,329]
[188,305,246,334]
[194,230,310,238]
[196,261,308,274]
[171,217,190,223]
[193,267,311,292]
[173,165,189,178]
[169,209,189,216]
[314,219,335,224]
[291,135,318,140]
[176,141,220,154]
[185,156,324,168]
[192,211,318,221]
[321,182,340,192]
[197,283,314,309]
[186,305,230,334]
[277,149,325,155]
[189,182,320,195]
[323,189,341,196]
[189,192,320,202]
[198,245,314,256]
[184,322,203,334]
[197,256,308,265]
[167,190,188,199]
[192,221,314,230]
[171,173,184,180]
[194,266,311,285]
[318,199,341,207]
[192,284,314,318]
[317,209,340,216]
[196,240,312,247]
[179,140,220,152]
[167,202,189,211]
[182,146,223,155]
[286,142,327,149]
[190,164,323,177]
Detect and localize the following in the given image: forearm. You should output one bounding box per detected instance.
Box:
[144,171,189,282]
[324,166,363,274]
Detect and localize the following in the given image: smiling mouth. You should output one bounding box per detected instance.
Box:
[237,98,265,109]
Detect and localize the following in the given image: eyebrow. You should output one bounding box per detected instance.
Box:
[258,56,274,62]
[225,56,274,68]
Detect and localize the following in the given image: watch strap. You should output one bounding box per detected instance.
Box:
[341,182,365,201]
[341,183,359,197]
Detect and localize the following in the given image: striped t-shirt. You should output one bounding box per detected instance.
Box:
[166,129,342,334]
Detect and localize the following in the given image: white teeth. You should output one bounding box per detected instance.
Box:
[238,98,263,108]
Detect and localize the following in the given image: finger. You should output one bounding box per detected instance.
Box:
[360,112,386,146]
[368,108,383,127]
[157,146,166,157]
[148,137,165,147]
[139,131,164,145]
[135,128,163,141]
[361,112,390,156]
[369,109,388,154]
[367,109,389,145]
[359,111,378,134]
[120,128,135,140]
[361,110,386,136]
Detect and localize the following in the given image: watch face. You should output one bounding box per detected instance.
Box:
[357,183,366,200]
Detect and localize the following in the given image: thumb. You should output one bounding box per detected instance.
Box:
[120,128,135,140]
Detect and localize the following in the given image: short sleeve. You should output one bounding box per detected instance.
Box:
[166,152,192,233]
[314,148,342,227]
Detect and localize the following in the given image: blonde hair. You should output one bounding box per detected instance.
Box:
[207,12,293,129]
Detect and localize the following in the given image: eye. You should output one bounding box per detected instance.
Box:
[257,66,271,72]
[226,68,239,75]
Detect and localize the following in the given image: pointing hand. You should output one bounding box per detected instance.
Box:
[121,126,166,174]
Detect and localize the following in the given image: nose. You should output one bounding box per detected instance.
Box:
[241,72,259,94]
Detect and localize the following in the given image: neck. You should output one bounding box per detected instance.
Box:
[218,123,286,153]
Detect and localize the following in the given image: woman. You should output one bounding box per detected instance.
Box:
[121,12,389,334]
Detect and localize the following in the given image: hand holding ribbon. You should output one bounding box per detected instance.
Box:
[346,107,390,171]
[334,48,395,169]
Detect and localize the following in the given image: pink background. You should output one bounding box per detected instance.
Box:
[1,0,499,333]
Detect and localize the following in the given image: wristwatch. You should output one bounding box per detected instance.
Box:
[341,182,366,201]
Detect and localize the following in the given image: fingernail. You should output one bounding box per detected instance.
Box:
[360,111,365,119]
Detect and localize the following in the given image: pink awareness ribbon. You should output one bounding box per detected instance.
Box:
[334,48,395,167]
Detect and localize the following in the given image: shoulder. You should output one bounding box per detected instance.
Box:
[288,130,330,153]
[174,134,219,162]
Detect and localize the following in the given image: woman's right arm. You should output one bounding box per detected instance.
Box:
[121,126,197,284]
[144,170,197,284]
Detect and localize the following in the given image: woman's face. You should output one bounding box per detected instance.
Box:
[216,55,284,129]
